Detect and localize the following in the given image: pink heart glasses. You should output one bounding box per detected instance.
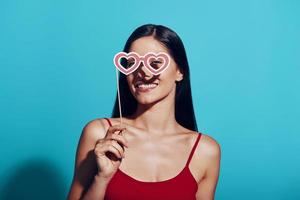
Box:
[113,52,170,75]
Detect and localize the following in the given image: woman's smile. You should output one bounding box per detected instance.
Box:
[134,82,159,93]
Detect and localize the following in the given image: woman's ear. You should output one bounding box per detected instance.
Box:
[175,69,184,82]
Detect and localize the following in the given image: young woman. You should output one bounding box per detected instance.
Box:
[67,24,221,200]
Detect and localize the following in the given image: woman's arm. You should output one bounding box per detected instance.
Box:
[67,119,108,200]
[196,136,221,200]
[80,174,110,200]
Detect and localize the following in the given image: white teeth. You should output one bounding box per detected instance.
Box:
[137,83,157,88]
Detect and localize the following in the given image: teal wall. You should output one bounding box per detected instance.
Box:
[1,0,299,199]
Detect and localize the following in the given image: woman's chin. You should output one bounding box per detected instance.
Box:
[136,97,157,105]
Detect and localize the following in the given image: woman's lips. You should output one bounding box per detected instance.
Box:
[134,83,158,93]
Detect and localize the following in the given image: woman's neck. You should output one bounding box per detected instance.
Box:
[130,93,178,134]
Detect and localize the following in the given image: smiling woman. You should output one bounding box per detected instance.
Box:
[67,24,221,200]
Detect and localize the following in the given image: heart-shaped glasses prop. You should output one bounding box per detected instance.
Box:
[113,52,170,75]
[112,52,171,126]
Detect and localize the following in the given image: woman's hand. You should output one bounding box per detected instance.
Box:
[94,124,129,181]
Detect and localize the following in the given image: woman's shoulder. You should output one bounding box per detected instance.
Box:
[80,117,112,141]
[179,125,221,158]
[195,131,221,160]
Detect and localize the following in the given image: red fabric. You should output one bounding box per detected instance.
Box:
[103,118,201,200]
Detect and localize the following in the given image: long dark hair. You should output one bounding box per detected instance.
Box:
[112,24,198,131]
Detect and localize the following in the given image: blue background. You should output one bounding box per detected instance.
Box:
[1,0,299,199]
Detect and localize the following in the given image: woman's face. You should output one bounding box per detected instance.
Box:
[126,36,183,105]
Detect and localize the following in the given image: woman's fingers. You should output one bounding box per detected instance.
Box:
[109,139,125,158]
[108,133,129,148]
[95,142,122,159]
[106,145,123,159]
[94,124,128,161]
[95,139,125,159]
[107,125,126,135]
[106,125,128,148]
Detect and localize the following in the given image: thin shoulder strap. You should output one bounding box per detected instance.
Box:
[186,133,202,167]
[104,118,112,127]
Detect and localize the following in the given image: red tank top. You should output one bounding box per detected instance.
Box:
[103,118,202,200]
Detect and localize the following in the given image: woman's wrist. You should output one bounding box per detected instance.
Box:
[95,173,112,186]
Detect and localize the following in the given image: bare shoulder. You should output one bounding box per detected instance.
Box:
[191,131,221,161]
[198,133,221,158]
[76,118,111,163]
[80,118,109,141]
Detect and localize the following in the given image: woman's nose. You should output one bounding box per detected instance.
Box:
[136,62,151,77]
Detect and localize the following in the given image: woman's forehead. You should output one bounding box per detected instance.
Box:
[129,36,169,56]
